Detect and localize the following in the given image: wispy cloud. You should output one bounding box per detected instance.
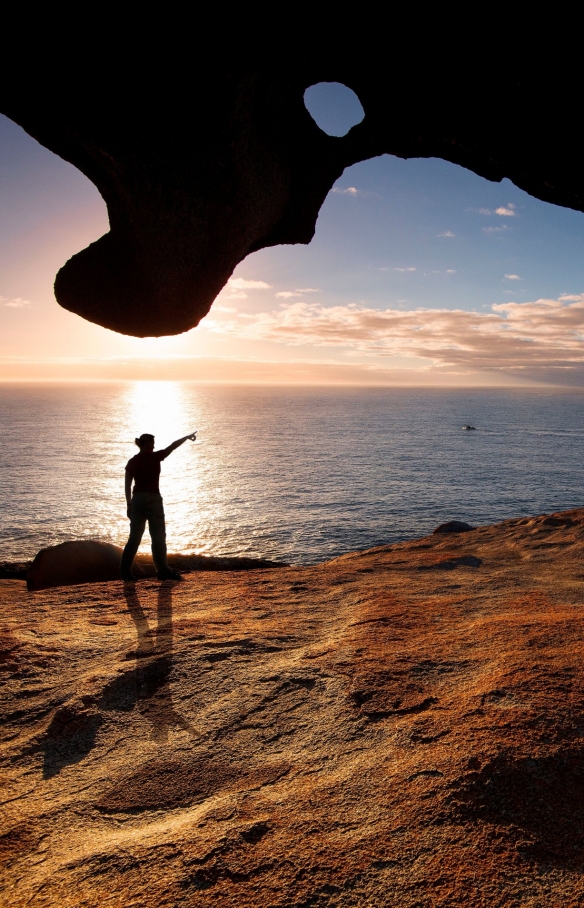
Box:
[483,225,510,234]
[1,296,30,308]
[218,277,272,300]
[206,294,584,377]
[432,269,457,275]
[476,202,517,218]
[331,187,381,200]
[229,278,272,290]
[394,267,416,273]
[276,288,321,299]
[437,230,455,237]
[505,274,521,281]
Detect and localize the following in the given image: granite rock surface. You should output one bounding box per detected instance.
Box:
[3,510,584,905]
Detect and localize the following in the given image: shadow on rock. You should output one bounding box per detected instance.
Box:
[97,757,289,813]
[451,748,584,867]
[42,704,102,779]
[42,583,198,777]
[101,583,198,743]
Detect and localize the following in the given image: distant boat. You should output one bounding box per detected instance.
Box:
[462,425,477,430]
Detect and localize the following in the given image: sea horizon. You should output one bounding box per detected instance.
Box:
[2,381,584,565]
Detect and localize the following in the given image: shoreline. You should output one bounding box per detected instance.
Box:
[0,551,287,582]
[3,504,584,584]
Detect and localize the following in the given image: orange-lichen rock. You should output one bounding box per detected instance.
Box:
[3,508,584,905]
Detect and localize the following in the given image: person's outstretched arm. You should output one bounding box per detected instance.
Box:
[160,432,197,459]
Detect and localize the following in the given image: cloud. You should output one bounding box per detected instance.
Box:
[217,277,272,300]
[437,230,455,237]
[276,288,321,299]
[229,278,272,290]
[1,297,30,308]
[432,270,457,275]
[332,186,360,195]
[476,203,517,217]
[215,305,238,313]
[206,294,584,378]
[483,225,510,234]
[394,267,416,273]
[505,274,521,281]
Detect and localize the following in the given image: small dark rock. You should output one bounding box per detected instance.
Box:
[433,521,474,534]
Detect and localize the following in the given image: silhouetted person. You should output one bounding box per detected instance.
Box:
[120,431,196,581]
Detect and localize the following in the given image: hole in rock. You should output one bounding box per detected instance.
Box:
[304,82,364,136]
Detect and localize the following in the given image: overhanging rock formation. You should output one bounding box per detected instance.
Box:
[2,50,583,338]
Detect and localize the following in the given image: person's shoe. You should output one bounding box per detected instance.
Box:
[156,569,183,581]
[121,572,136,582]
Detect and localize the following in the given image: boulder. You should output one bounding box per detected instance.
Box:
[433,520,474,534]
[27,541,126,591]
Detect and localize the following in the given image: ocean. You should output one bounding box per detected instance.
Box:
[1,382,584,565]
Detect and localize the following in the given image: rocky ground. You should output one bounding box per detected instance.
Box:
[2,510,584,906]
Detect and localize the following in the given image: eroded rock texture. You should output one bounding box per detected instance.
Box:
[2,47,583,336]
[3,510,584,905]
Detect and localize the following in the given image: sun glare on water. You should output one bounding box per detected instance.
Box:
[126,380,187,441]
[119,381,205,555]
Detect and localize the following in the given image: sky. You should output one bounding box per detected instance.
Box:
[2,82,584,386]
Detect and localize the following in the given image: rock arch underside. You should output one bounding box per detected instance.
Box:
[2,46,583,338]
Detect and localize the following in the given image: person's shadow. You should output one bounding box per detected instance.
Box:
[41,581,199,778]
[123,582,199,743]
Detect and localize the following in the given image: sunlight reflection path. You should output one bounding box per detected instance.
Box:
[122,382,202,554]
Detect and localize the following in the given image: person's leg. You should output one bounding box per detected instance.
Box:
[146,494,170,574]
[120,497,147,580]
[146,494,182,580]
